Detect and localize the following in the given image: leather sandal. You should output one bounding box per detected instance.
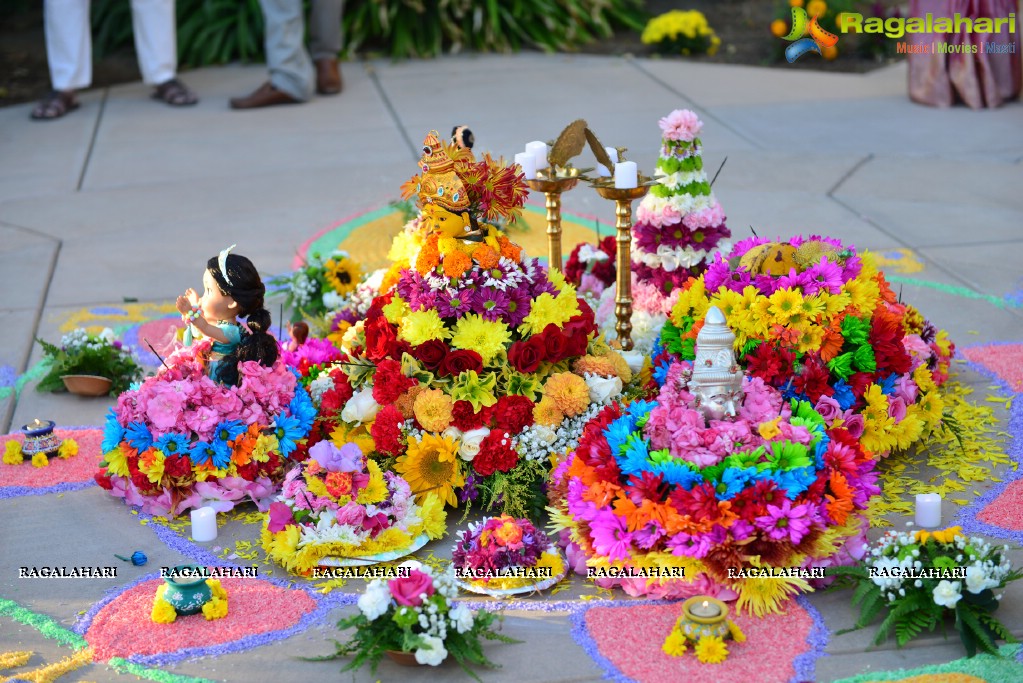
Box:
[30,90,79,121]
[152,79,199,106]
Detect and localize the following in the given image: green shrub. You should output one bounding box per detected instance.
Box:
[90,0,646,65]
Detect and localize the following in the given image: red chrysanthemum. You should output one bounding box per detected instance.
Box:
[472,430,519,476]
[371,404,405,456]
[793,353,833,402]
[451,400,489,432]
[372,359,415,405]
[492,395,535,434]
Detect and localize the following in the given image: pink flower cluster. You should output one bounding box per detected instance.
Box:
[659,109,702,141]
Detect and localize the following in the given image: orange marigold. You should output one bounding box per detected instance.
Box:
[473,245,500,269]
[442,250,472,279]
[416,234,441,274]
[533,396,564,427]
[497,235,521,262]
[572,355,618,378]
[395,385,428,419]
[543,372,590,417]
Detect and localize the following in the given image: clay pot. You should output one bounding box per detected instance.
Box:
[61,375,113,396]
[385,650,423,666]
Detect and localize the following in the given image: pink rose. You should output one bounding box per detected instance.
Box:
[887,396,907,423]
[658,109,702,142]
[814,396,843,423]
[388,569,435,607]
[842,412,865,439]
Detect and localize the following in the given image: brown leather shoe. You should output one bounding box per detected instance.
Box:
[315,58,342,95]
[229,82,301,109]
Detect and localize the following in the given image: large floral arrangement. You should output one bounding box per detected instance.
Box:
[833,526,1022,656]
[96,340,315,516]
[261,440,446,575]
[329,562,516,677]
[269,249,362,322]
[549,360,879,615]
[36,328,144,395]
[451,516,565,592]
[659,236,954,456]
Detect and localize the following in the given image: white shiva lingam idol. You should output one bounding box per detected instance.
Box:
[684,306,745,421]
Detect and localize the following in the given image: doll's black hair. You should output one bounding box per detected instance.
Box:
[206,253,278,386]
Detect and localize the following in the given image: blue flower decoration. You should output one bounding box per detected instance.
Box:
[154,432,190,457]
[656,461,703,489]
[878,373,898,396]
[832,380,855,411]
[210,439,232,470]
[190,441,217,467]
[718,467,758,500]
[652,359,671,388]
[274,414,303,458]
[619,433,651,476]
[125,421,153,452]
[212,419,246,445]
[287,388,316,434]
[102,409,125,453]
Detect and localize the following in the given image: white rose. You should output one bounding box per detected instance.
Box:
[932,580,962,608]
[449,604,475,634]
[340,387,380,424]
[964,565,997,594]
[585,374,623,404]
[442,426,463,442]
[620,350,645,375]
[458,427,490,462]
[357,581,391,620]
[414,635,448,666]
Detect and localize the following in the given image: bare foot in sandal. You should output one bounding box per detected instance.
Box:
[31,90,79,121]
[153,79,199,106]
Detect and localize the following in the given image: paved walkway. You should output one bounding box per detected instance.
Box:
[1,54,1022,682]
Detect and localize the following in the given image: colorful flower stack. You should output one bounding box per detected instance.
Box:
[261,440,446,575]
[549,309,880,615]
[659,235,954,457]
[96,340,315,516]
[589,109,731,353]
[297,131,635,519]
[451,515,566,595]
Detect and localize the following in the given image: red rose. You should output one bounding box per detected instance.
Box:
[472,430,519,476]
[507,336,546,374]
[414,340,448,371]
[493,395,535,433]
[439,349,483,377]
[451,400,488,431]
[95,470,114,490]
[259,452,282,476]
[364,315,398,362]
[373,359,416,405]
[163,454,192,479]
[388,569,435,607]
[541,324,568,362]
[371,404,405,456]
[235,460,259,480]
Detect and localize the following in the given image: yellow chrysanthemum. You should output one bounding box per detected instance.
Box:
[31,452,48,468]
[305,474,329,499]
[795,325,826,354]
[58,438,78,459]
[844,276,880,317]
[799,295,827,319]
[395,433,464,507]
[388,228,418,266]
[734,574,809,616]
[207,578,228,600]
[554,283,582,318]
[710,288,743,320]
[519,293,573,336]
[3,440,23,465]
[768,288,803,324]
[694,636,728,664]
[913,365,937,394]
[356,459,389,505]
[533,396,565,427]
[673,280,709,321]
[383,296,411,325]
[324,256,360,296]
[543,372,590,417]
[202,595,229,620]
[819,290,851,318]
[417,492,448,538]
[398,308,449,346]
[916,389,944,427]
[413,388,454,433]
[139,448,166,484]
[662,629,688,657]
[102,445,130,477]
[437,236,461,256]
[151,585,177,623]
[727,619,746,643]
[451,314,511,364]
[251,433,279,463]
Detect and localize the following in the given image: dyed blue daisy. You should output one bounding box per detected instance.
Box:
[718,466,759,500]
[656,460,702,489]
[619,433,650,476]
[274,414,303,458]
[210,439,233,470]
[832,380,855,411]
[652,359,671,387]
[154,432,190,457]
[287,388,316,434]
[101,409,125,453]
[773,466,817,499]
[604,414,635,461]
[190,441,217,467]
[212,419,246,445]
[878,373,898,396]
[125,421,153,452]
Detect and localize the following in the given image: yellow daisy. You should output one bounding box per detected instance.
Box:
[519,293,572,336]
[451,313,511,364]
[395,433,464,507]
[694,636,729,664]
[662,629,688,657]
[768,288,803,324]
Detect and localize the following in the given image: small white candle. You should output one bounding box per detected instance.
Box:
[915,493,942,528]
[614,161,638,189]
[526,141,548,171]
[190,506,218,542]
[689,599,721,618]
[597,146,619,176]
[515,152,537,180]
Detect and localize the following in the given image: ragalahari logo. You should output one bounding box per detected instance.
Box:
[778,6,839,62]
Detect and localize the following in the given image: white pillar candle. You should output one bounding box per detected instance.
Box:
[515,152,537,180]
[526,141,548,171]
[914,493,942,528]
[614,161,638,189]
[597,147,618,177]
[190,506,218,542]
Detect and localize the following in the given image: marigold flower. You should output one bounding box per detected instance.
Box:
[413,388,455,432]
[543,372,590,417]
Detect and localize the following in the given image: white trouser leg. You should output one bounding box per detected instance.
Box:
[131,0,177,85]
[44,0,92,91]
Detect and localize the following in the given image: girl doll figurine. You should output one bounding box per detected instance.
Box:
[175,245,278,385]
[285,321,309,352]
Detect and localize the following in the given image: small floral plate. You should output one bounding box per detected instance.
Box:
[318,533,431,568]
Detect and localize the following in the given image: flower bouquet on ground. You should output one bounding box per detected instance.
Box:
[831,526,1022,656]
[96,341,316,517]
[261,440,446,575]
[269,249,363,322]
[659,235,954,457]
[36,328,144,395]
[326,563,517,679]
[451,515,566,596]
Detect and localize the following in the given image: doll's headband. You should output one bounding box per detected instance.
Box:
[218,244,237,287]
